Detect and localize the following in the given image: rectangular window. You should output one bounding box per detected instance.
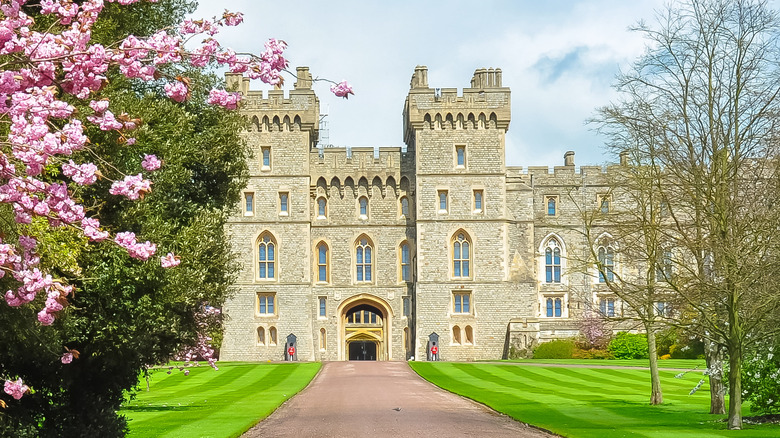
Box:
[546,196,558,216]
[455,145,466,167]
[319,297,327,318]
[257,293,276,316]
[546,297,563,317]
[400,243,411,282]
[279,192,289,215]
[261,147,271,169]
[244,192,254,216]
[438,190,448,213]
[403,296,411,317]
[599,297,616,317]
[453,292,471,314]
[598,194,611,214]
[473,190,483,213]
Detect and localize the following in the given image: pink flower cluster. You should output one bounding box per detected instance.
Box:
[114,232,157,261]
[174,305,222,370]
[141,154,161,172]
[109,174,152,200]
[330,80,354,98]
[207,89,241,110]
[62,160,99,185]
[4,378,29,400]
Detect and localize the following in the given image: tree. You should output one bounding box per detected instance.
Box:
[574,162,672,405]
[0,0,349,435]
[594,0,780,429]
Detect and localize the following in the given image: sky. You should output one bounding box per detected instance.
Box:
[191,0,670,167]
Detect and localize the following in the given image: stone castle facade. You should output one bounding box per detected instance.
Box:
[220,66,623,362]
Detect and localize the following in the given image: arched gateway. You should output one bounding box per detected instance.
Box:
[337,294,393,361]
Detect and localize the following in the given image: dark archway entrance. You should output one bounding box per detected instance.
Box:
[348,341,377,360]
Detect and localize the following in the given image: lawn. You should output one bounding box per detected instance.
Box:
[120,362,320,438]
[503,358,706,369]
[410,361,779,438]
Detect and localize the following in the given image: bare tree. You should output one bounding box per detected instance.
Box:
[593,0,780,429]
[571,158,675,406]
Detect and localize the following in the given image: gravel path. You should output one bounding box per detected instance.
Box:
[242,361,555,438]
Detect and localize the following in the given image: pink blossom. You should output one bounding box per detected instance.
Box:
[222,11,243,26]
[4,378,29,400]
[164,81,188,103]
[62,160,98,185]
[38,308,55,325]
[141,154,161,171]
[330,81,354,98]
[109,174,151,200]
[61,352,73,364]
[160,252,180,268]
[81,217,109,241]
[207,89,241,110]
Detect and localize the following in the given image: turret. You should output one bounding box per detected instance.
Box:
[226,67,320,147]
[402,66,511,148]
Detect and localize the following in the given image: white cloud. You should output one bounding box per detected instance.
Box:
[193,0,668,165]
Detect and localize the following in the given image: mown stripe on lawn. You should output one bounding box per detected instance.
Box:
[124,363,320,438]
[418,363,607,433]
[154,364,302,438]
[466,365,648,433]
[411,362,780,438]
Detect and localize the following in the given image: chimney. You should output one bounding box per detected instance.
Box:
[619,151,629,166]
[564,151,575,167]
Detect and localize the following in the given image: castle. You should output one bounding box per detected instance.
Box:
[220,66,623,362]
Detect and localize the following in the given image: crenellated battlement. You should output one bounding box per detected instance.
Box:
[309,146,411,197]
[507,151,625,187]
[226,67,320,138]
[403,66,511,146]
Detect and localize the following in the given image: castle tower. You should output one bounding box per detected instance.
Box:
[221,69,320,361]
[404,67,533,360]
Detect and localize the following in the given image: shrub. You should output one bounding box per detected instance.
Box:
[660,354,671,360]
[573,348,614,359]
[608,332,649,359]
[533,339,575,359]
[741,340,780,415]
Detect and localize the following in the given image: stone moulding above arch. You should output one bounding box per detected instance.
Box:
[538,232,567,255]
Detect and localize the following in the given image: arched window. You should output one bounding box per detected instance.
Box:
[452,325,461,344]
[546,297,563,317]
[316,242,329,283]
[257,327,265,345]
[465,325,474,344]
[452,232,471,278]
[400,197,409,217]
[257,233,276,280]
[319,328,326,350]
[400,242,411,282]
[269,327,277,345]
[545,239,562,283]
[547,196,557,216]
[317,197,327,218]
[358,196,369,219]
[598,246,615,282]
[356,237,373,282]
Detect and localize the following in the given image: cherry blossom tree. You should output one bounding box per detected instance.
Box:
[0,0,349,434]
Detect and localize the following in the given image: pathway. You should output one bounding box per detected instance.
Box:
[242,361,554,438]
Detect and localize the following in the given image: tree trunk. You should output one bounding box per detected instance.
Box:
[727,338,742,429]
[646,324,663,405]
[704,340,725,414]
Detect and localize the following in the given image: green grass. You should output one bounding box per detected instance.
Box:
[120,362,320,438]
[503,358,706,369]
[411,362,779,438]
